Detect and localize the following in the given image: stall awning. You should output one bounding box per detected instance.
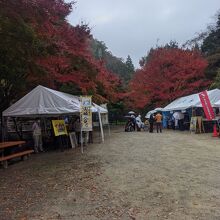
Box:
[3,85,107,117]
[163,89,220,111]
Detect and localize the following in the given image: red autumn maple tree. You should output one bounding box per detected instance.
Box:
[95,62,123,103]
[1,0,122,104]
[129,47,210,109]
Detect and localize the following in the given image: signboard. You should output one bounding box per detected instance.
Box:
[190,117,197,132]
[101,113,109,125]
[199,90,215,120]
[80,96,92,131]
[52,120,67,136]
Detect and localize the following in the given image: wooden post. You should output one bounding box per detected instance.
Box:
[80,128,83,153]
[98,108,104,143]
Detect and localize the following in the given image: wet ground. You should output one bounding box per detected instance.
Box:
[1,127,220,220]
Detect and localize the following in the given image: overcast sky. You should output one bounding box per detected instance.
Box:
[67,0,220,68]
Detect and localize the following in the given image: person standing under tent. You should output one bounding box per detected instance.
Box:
[183,112,190,130]
[174,114,179,129]
[154,112,163,133]
[32,119,44,153]
[73,117,81,146]
[178,112,184,131]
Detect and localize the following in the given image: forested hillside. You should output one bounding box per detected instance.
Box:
[0,0,220,113]
[90,39,135,85]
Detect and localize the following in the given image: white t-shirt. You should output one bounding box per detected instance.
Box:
[32,122,41,136]
[136,116,142,128]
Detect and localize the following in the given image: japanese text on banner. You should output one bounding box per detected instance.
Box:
[80,96,92,131]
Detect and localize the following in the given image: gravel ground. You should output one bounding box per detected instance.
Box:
[1,127,220,220]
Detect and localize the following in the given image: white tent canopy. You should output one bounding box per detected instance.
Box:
[213,100,220,107]
[3,85,107,117]
[92,103,108,114]
[163,89,220,112]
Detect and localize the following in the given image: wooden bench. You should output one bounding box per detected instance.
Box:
[0,149,34,168]
[0,141,34,168]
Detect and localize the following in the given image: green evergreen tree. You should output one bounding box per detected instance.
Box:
[201,12,220,80]
[125,55,135,83]
[210,68,220,89]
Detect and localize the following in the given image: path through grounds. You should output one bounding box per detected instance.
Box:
[1,128,220,220]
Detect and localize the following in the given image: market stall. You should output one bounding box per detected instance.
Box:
[162,89,220,132]
[2,85,108,151]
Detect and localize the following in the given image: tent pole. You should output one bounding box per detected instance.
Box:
[98,109,104,143]
[190,107,194,134]
[80,127,83,153]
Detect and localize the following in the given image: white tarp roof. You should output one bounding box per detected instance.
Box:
[163,89,220,111]
[3,85,107,117]
[92,103,108,114]
[213,99,220,107]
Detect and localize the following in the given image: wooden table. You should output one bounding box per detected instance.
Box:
[0,141,33,168]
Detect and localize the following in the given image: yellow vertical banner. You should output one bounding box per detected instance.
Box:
[80,96,92,131]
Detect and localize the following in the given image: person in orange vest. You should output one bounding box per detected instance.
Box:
[154,112,163,133]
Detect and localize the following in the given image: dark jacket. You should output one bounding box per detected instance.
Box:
[149,114,155,123]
